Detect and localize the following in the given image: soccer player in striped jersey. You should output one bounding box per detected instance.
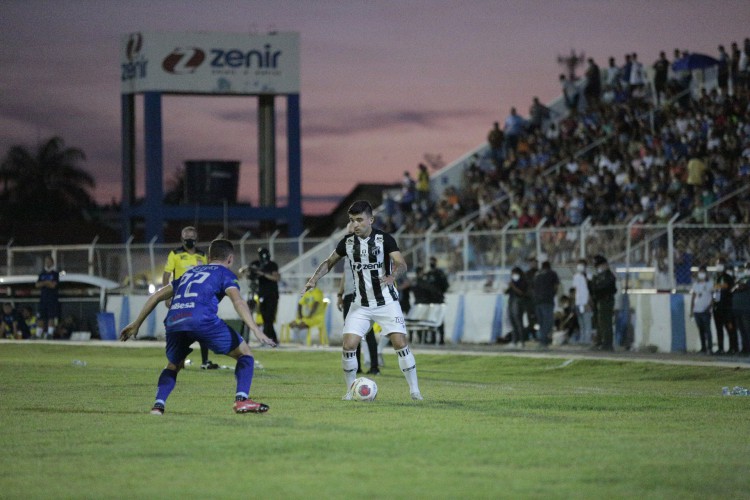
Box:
[304,200,423,400]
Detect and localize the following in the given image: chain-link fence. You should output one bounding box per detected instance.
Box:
[3,222,748,295]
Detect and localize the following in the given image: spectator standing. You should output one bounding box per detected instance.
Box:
[717,45,730,95]
[572,258,593,344]
[532,260,559,348]
[560,74,580,114]
[590,255,617,351]
[712,257,736,355]
[731,262,750,355]
[487,121,504,165]
[652,51,670,105]
[523,256,539,340]
[415,163,430,213]
[528,97,551,133]
[689,265,714,354]
[251,247,280,344]
[162,226,217,370]
[605,56,620,89]
[35,255,59,340]
[505,266,528,349]
[629,53,646,94]
[503,107,526,153]
[424,256,449,344]
[584,58,601,109]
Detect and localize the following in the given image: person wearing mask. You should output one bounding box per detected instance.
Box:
[689,265,714,354]
[163,226,216,369]
[712,257,736,355]
[249,247,280,344]
[532,259,559,349]
[572,258,593,344]
[424,256,449,344]
[731,262,750,356]
[589,255,617,351]
[505,266,528,349]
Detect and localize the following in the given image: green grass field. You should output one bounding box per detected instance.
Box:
[1,342,749,499]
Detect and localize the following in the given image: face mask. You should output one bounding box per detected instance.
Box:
[576,264,585,272]
[698,272,706,280]
[183,239,196,249]
[716,264,725,272]
[511,274,520,281]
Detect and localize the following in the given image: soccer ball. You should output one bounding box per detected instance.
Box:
[350,377,378,402]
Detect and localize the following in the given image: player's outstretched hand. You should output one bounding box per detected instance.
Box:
[120,324,138,342]
[253,327,277,348]
[302,280,315,295]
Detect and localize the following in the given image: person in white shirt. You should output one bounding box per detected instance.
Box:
[572,259,593,344]
[690,265,714,354]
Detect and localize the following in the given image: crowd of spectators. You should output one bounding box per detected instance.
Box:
[379,39,750,243]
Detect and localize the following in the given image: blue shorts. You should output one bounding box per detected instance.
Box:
[165,322,243,365]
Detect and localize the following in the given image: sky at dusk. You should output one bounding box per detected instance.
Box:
[1,0,749,214]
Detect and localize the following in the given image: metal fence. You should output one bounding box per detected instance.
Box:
[3,222,748,295]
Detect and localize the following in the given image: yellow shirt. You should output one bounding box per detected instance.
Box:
[164,247,208,280]
[298,287,324,318]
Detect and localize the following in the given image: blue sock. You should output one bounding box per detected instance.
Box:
[154,368,177,407]
[235,355,255,400]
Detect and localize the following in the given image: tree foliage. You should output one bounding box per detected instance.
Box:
[0,136,96,237]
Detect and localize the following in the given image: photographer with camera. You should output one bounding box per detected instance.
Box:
[246,247,280,344]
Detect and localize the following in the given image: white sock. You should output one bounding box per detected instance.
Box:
[342,350,357,389]
[36,327,43,338]
[395,346,420,394]
[47,326,55,336]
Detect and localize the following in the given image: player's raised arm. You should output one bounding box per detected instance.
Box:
[120,284,174,341]
[303,250,343,294]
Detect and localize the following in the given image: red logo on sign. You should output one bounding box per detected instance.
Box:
[162,47,205,74]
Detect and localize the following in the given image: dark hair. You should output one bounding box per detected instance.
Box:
[208,239,234,261]
[348,200,373,217]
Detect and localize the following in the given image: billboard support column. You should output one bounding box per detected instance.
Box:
[144,91,164,243]
[287,93,302,236]
[121,93,135,241]
[258,95,276,207]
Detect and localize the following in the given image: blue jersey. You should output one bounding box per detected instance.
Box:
[37,269,59,303]
[165,264,239,334]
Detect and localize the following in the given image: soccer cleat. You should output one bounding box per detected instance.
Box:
[201,360,219,370]
[367,367,380,375]
[150,404,164,415]
[410,392,424,401]
[342,390,353,401]
[233,398,269,413]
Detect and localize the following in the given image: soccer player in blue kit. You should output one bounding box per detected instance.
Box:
[120,239,276,415]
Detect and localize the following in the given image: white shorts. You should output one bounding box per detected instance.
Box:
[343,302,406,338]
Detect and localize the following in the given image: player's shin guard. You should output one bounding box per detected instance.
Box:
[234,355,255,400]
[154,368,178,407]
[396,346,420,394]
[342,350,358,388]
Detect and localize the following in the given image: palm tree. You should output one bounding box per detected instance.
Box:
[0,136,95,223]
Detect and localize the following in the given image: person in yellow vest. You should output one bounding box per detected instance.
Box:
[288,284,326,343]
[162,226,217,369]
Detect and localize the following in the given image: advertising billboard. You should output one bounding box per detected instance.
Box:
[121,31,299,95]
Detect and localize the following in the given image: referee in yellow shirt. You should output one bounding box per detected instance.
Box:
[162,226,218,369]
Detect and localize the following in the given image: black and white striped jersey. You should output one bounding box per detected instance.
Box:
[335,228,400,307]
